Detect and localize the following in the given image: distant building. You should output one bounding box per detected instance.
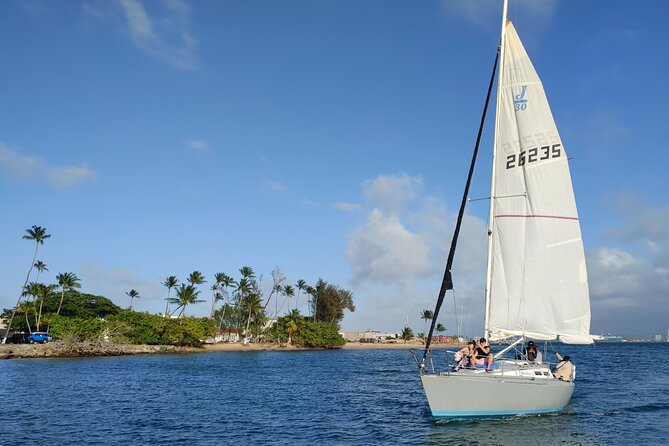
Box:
[340,330,397,342]
[655,334,662,342]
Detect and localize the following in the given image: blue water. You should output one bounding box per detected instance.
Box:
[2,343,668,445]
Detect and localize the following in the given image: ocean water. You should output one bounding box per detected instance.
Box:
[1,342,667,445]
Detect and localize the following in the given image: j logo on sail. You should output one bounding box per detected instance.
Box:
[514,85,528,111]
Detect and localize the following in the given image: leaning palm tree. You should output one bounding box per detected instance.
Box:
[162,276,179,317]
[56,272,81,315]
[126,289,140,310]
[3,225,51,344]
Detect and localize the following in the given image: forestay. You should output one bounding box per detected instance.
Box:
[487,22,592,345]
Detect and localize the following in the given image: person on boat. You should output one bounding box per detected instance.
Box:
[552,353,573,382]
[454,340,476,370]
[474,337,494,372]
[524,340,539,362]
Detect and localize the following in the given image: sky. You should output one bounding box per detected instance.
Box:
[1,0,668,338]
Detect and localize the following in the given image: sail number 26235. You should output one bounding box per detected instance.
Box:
[506,144,561,169]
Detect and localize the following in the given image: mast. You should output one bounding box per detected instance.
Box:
[483,0,508,342]
[420,47,499,367]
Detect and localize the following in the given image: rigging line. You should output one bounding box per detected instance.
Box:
[420,47,500,369]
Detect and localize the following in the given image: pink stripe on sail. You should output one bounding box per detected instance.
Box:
[495,214,579,221]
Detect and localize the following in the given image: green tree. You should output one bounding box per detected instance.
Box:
[4,225,51,344]
[126,289,140,310]
[162,276,179,317]
[401,326,414,343]
[310,279,355,326]
[420,310,434,337]
[436,323,446,335]
[56,272,81,315]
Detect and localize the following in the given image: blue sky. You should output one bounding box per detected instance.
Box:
[1,0,667,338]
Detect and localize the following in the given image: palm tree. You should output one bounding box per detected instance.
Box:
[295,279,306,313]
[284,309,303,345]
[420,309,434,337]
[401,326,414,344]
[308,280,326,322]
[171,284,204,317]
[216,273,235,329]
[242,292,262,343]
[17,301,33,334]
[35,283,56,331]
[162,276,179,317]
[126,289,140,310]
[22,282,41,327]
[283,285,295,312]
[34,261,48,281]
[239,266,255,280]
[305,285,316,320]
[3,225,51,344]
[188,271,206,287]
[56,272,81,315]
[211,272,228,317]
[436,323,446,335]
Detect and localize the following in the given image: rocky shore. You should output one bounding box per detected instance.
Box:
[0,341,198,359]
[0,339,457,359]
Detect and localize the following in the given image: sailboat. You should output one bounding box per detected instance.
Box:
[417,1,593,420]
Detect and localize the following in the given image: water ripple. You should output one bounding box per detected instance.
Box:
[1,343,667,444]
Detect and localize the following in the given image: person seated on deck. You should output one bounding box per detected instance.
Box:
[552,353,574,382]
[453,340,477,370]
[473,337,494,372]
[523,340,541,362]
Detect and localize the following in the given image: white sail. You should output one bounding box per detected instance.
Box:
[486,22,592,345]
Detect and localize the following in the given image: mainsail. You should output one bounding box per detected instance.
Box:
[486,22,592,345]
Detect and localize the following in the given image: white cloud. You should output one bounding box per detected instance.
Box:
[0,143,96,187]
[185,139,210,153]
[342,174,489,335]
[348,208,434,284]
[85,0,198,70]
[362,173,422,213]
[586,197,669,335]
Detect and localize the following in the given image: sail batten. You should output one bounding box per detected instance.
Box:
[486,22,592,345]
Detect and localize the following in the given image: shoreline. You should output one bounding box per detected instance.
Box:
[0,340,462,359]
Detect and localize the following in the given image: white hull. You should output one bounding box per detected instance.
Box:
[420,362,574,420]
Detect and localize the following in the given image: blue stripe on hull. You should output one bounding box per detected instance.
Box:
[432,407,563,419]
